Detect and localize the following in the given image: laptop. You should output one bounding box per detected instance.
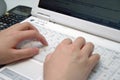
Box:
[0,0,120,80]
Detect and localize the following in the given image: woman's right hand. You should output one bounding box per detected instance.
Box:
[44,37,100,80]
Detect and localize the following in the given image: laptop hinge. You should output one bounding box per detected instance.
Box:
[34,12,50,21]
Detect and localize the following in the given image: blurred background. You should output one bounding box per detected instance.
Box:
[5,0,35,10]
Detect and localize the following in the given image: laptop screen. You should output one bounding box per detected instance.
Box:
[39,0,120,30]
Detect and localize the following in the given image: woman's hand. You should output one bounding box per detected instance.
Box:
[0,22,48,65]
[44,37,100,80]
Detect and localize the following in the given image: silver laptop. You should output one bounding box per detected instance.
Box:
[0,0,120,80]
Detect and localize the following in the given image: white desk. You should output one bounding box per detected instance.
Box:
[5,0,35,11]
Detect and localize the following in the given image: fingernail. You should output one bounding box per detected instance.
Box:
[44,41,48,46]
[33,48,39,54]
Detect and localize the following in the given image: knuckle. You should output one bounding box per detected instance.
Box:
[78,37,85,41]
[64,38,72,42]
[78,58,89,65]
[71,45,78,51]
[87,42,94,48]
[77,37,85,42]
[11,51,19,57]
[61,38,72,44]
[56,43,64,50]
[31,30,37,35]
[23,22,30,25]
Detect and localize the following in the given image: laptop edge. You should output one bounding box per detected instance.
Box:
[32,0,120,43]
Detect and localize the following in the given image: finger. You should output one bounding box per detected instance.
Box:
[80,42,94,57]
[88,54,100,70]
[12,48,39,61]
[15,30,48,45]
[38,33,48,46]
[20,22,38,31]
[45,53,53,62]
[61,38,72,45]
[73,37,85,49]
[12,22,38,31]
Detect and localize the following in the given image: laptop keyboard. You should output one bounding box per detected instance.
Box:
[24,18,120,80]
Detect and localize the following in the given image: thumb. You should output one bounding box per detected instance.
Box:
[13,48,39,61]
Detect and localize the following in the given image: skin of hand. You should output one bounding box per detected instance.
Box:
[0,22,48,65]
[44,37,100,80]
